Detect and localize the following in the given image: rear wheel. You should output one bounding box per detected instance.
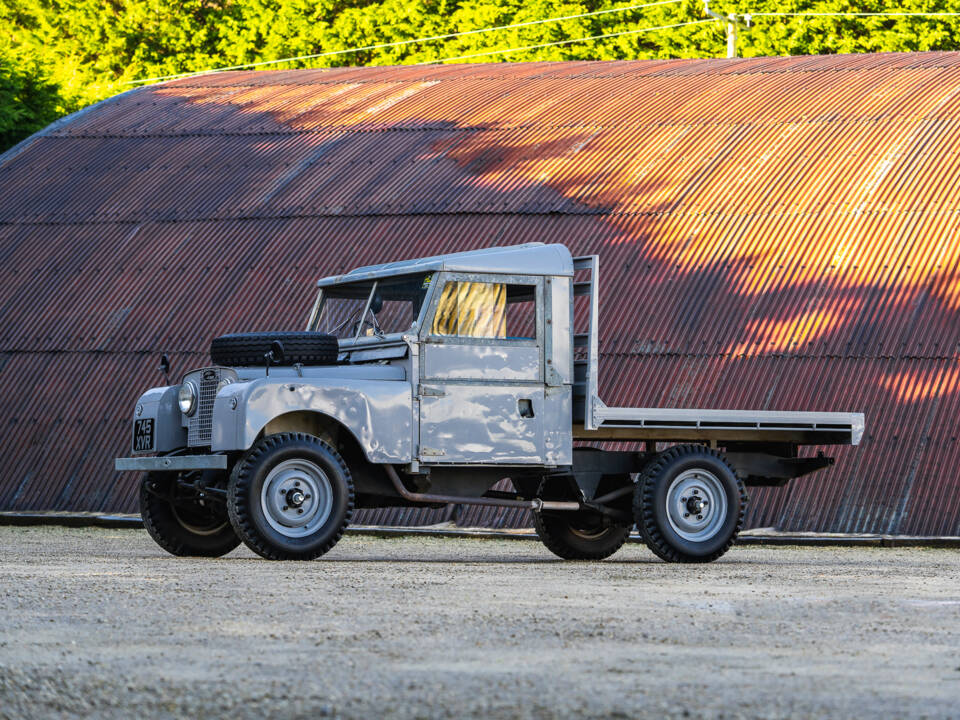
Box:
[534,511,630,560]
[534,477,631,560]
[635,445,746,563]
[139,471,240,557]
[227,433,354,560]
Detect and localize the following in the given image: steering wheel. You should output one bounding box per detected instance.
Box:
[351,315,384,338]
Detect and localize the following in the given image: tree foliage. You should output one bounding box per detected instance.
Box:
[0,46,70,151]
[3,0,960,150]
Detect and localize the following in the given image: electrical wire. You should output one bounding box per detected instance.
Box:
[421,19,714,64]
[751,11,960,18]
[126,0,683,85]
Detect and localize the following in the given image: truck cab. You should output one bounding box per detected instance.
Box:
[117,243,864,563]
[313,243,575,467]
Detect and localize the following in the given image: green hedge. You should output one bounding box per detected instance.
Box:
[2,0,959,151]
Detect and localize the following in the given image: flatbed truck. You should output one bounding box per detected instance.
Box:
[116,243,864,562]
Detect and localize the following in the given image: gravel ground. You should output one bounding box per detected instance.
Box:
[1,526,958,720]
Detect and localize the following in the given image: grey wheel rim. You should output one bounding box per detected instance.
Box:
[172,506,229,536]
[260,459,334,538]
[569,527,608,540]
[665,468,728,542]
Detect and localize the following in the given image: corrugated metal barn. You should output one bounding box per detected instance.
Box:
[1,52,959,534]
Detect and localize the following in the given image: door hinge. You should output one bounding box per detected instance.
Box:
[418,384,446,397]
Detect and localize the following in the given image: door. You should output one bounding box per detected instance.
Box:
[418,274,545,464]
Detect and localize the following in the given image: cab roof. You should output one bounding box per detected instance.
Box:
[316,243,574,287]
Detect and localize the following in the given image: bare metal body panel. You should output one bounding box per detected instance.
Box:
[421,343,540,382]
[212,374,413,463]
[543,387,573,464]
[419,384,545,463]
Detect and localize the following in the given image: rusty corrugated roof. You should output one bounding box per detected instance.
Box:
[1,52,958,534]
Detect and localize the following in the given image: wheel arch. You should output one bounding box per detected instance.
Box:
[256,411,396,504]
[258,410,368,461]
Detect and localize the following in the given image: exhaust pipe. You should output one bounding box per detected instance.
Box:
[384,465,580,512]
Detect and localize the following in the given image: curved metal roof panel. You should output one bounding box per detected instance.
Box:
[1,52,959,535]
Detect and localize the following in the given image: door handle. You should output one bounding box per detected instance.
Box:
[418,384,446,397]
[518,399,535,418]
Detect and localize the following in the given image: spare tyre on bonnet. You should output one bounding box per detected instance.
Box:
[210,332,338,367]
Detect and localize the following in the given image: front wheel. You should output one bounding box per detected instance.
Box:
[140,472,241,557]
[634,445,747,563]
[227,433,354,560]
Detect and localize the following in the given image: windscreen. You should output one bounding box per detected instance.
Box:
[315,273,432,340]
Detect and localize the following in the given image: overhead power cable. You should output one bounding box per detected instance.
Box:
[422,19,713,64]
[703,3,960,59]
[126,0,682,85]
[751,11,960,17]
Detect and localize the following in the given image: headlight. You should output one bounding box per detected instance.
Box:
[217,376,234,394]
[178,381,198,416]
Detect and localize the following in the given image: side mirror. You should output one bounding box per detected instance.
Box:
[159,354,171,383]
[264,340,284,376]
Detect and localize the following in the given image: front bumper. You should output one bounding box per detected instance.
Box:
[115,455,228,472]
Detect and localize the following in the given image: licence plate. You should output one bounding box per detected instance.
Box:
[133,418,155,453]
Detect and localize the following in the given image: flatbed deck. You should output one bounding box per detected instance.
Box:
[574,404,864,445]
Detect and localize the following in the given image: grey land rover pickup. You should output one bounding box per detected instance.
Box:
[116,243,864,562]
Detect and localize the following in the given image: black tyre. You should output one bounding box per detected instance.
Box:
[227,433,354,560]
[210,332,338,367]
[534,511,630,560]
[139,472,241,557]
[534,476,631,560]
[634,445,747,563]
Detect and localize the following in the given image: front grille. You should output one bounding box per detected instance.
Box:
[188,368,221,446]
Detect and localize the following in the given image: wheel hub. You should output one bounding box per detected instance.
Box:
[665,469,728,542]
[260,459,334,538]
[286,488,306,507]
[684,495,709,514]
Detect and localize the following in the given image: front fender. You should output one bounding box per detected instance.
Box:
[131,385,186,454]
[211,378,412,463]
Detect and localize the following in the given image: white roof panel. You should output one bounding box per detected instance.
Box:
[317,243,574,286]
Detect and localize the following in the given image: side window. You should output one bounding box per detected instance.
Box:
[431,281,536,339]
